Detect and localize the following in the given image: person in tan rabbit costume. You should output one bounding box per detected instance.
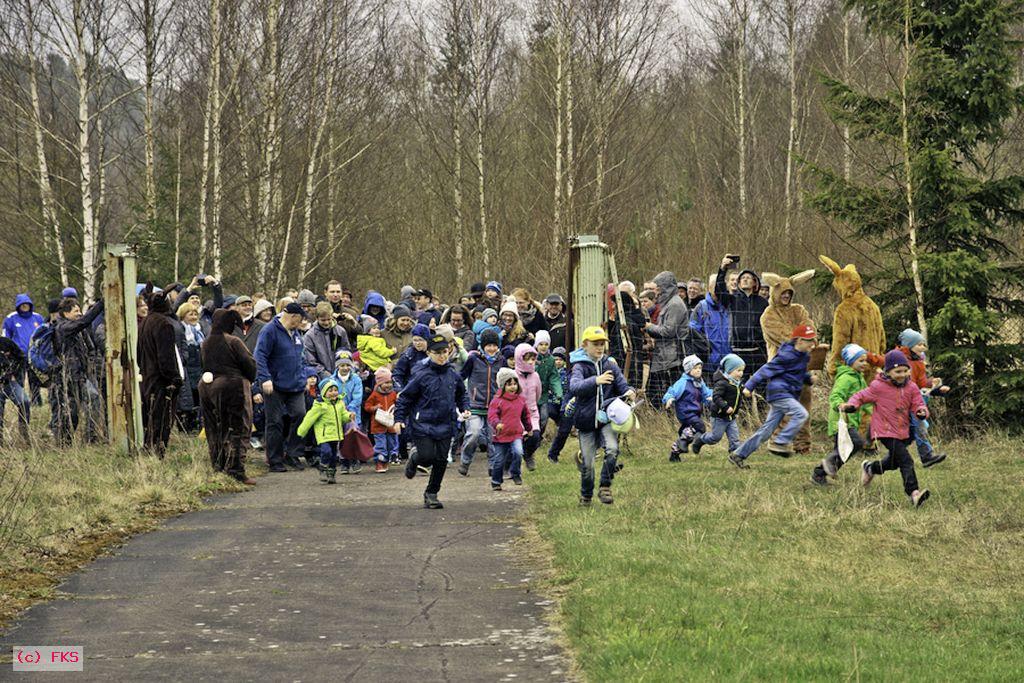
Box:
[760,269,825,453]
[819,255,886,444]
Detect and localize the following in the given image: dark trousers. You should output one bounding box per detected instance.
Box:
[0,379,31,441]
[144,385,180,457]
[320,441,340,469]
[264,390,307,466]
[813,429,865,478]
[547,414,574,461]
[413,437,452,495]
[867,437,919,496]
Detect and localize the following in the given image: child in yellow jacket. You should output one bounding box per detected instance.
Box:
[296,377,352,483]
[357,315,397,371]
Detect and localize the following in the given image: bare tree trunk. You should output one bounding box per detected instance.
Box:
[198,0,221,273]
[783,0,797,236]
[297,52,336,285]
[901,0,926,340]
[257,0,281,291]
[565,21,575,235]
[842,10,852,182]
[552,0,565,252]
[471,0,489,278]
[142,0,157,231]
[173,121,183,281]
[453,97,465,285]
[736,0,748,222]
[73,0,97,303]
[327,129,336,246]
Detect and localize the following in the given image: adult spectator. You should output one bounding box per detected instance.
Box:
[232,295,265,355]
[322,280,361,341]
[542,294,568,350]
[139,291,184,457]
[255,302,313,472]
[466,282,485,307]
[0,336,30,443]
[383,304,415,355]
[176,303,205,432]
[253,299,275,323]
[440,304,476,350]
[715,254,769,382]
[3,294,44,405]
[200,309,257,485]
[172,275,222,334]
[689,274,731,368]
[685,278,704,309]
[644,271,688,398]
[304,301,351,380]
[607,283,647,383]
[51,298,104,445]
[414,288,443,327]
[296,289,317,330]
[512,288,547,337]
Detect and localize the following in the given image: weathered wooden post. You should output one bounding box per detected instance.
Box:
[567,235,628,372]
[103,244,143,454]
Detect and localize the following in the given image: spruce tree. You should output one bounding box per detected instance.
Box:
[806,0,1024,430]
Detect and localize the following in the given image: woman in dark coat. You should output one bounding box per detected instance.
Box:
[200,309,257,484]
[176,302,205,432]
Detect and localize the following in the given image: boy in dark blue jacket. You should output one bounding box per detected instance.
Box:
[729,325,817,468]
[662,354,713,461]
[569,326,635,506]
[395,333,470,509]
[457,328,502,476]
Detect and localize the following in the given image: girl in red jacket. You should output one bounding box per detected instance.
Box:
[487,368,531,491]
[364,367,399,472]
[841,349,931,507]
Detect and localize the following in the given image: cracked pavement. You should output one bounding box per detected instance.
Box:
[0,461,571,681]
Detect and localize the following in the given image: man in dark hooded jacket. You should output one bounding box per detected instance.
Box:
[138,291,183,457]
[52,298,104,445]
[715,255,769,383]
[644,271,689,398]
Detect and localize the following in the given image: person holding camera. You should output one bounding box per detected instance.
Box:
[715,254,768,384]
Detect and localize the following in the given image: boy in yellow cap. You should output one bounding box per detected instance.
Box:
[568,326,635,505]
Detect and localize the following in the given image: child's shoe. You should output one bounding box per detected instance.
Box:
[351,462,362,475]
[728,453,748,469]
[810,470,829,486]
[457,462,470,476]
[319,467,328,483]
[491,483,502,491]
[375,461,388,473]
[579,496,592,507]
[861,460,876,487]
[339,462,351,475]
[768,441,793,457]
[325,467,336,484]
[911,489,930,507]
[597,486,614,504]
[822,456,838,477]
[404,456,417,479]
[921,452,946,468]
[668,444,682,462]
[691,437,705,455]
[512,476,523,485]
[524,455,536,471]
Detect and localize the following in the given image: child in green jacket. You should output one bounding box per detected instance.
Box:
[297,377,353,484]
[811,344,874,486]
[534,330,564,437]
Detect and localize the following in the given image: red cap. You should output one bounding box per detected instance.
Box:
[791,324,817,340]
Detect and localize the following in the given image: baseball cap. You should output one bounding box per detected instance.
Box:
[427,334,449,352]
[581,326,608,343]
[416,288,433,299]
[284,302,311,319]
[545,293,565,305]
[235,295,253,305]
[791,324,817,340]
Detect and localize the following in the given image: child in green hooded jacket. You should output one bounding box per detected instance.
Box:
[297,376,353,484]
[810,344,876,485]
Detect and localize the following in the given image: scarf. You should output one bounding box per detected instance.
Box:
[184,322,204,346]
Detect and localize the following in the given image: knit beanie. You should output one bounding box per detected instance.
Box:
[535,330,551,347]
[552,347,567,360]
[719,353,745,375]
[682,354,703,374]
[400,285,416,300]
[841,343,867,366]
[496,367,518,391]
[317,377,341,395]
[898,328,926,349]
[360,315,379,333]
[296,289,317,306]
[374,367,392,384]
[391,304,413,321]
[500,300,519,318]
[335,350,354,367]
[500,345,516,362]
[884,349,910,372]
[61,287,78,299]
[481,308,498,322]
[486,281,503,296]
[479,328,501,349]
[411,323,431,340]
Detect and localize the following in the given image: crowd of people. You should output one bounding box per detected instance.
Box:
[0,251,948,508]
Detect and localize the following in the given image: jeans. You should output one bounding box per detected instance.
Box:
[909,413,933,458]
[50,376,100,446]
[537,402,551,437]
[460,414,491,465]
[0,379,30,441]
[735,396,808,459]
[490,439,523,485]
[579,424,618,499]
[700,417,740,452]
[319,441,340,468]
[867,437,919,496]
[373,433,398,462]
[413,437,452,495]
[264,390,307,466]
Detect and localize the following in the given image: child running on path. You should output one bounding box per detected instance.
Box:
[296,377,353,484]
[487,368,531,490]
[662,354,712,461]
[692,354,745,455]
[364,367,398,472]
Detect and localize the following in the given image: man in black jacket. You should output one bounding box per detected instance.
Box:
[138,292,183,457]
[0,337,30,443]
[51,298,104,445]
[715,255,768,383]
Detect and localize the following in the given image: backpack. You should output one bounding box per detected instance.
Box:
[28,323,59,385]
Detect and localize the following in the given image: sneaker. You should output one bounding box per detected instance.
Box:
[417,464,431,475]
[524,455,536,472]
[921,452,946,468]
[404,457,417,479]
[491,483,502,491]
[668,450,682,463]
[269,463,288,473]
[547,453,559,463]
[351,462,362,475]
[692,438,705,455]
[767,442,793,457]
[458,462,470,476]
[339,463,351,475]
[375,461,388,473]
[284,456,306,470]
[579,496,592,507]
[597,486,613,504]
[423,493,444,509]
[861,460,875,487]
[810,471,829,487]
[911,489,930,507]
[822,456,838,478]
[250,437,263,450]
[512,476,523,485]
[728,453,748,469]
[325,468,336,484]
[319,467,329,483]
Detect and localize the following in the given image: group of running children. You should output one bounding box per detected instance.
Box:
[295,307,946,509]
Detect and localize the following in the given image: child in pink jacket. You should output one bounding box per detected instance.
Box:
[488,368,531,490]
[841,349,931,507]
[514,343,543,472]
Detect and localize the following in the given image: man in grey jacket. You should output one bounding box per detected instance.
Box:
[644,271,689,399]
[303,301,351,380]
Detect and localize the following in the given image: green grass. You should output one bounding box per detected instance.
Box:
[528,413,1024,681]
[0,418,258,627]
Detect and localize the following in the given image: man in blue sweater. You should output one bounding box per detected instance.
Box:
[255,303,314,472]
[3,294,44,405]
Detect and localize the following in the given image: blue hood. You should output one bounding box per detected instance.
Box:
[569,347,591,365]
[14,294,33,316]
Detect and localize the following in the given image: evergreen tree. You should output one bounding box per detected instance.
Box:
[806,0,1024,430]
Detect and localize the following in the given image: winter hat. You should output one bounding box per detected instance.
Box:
[682,354,703,374]
[791,324,817,340]
[435,324,455,343]
[481,307,498,322]
[411,323,431,340]
[297,289,317,306]
[47,298,60,315]
[884,349,910,372]
[234,295,253,305]
[552,346,568,360]
[720,353,745,375]
[500,300,519,318]
[222,294,238,308]
[468,282,486,299]
[480,328,501,348]
[500,345,516,362]
[374,367,393,384]
[898,328,926,350]
[253,299,274,317]
[360,315,379,333]
[841,343,868,366]
[61,286,79,299]
[619,280,636,295]
[535,330,551,347]
[335,350,354,367]
[485,281,503,296]
[400,285,416,300]
[317,376,342,395]
[391,304,413,321]
[496,367,518,391]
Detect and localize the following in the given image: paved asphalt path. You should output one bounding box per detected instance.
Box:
[1,460,571,682]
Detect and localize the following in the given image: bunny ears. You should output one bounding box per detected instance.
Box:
[761,269,816,289]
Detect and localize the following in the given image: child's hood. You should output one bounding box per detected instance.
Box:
[514,343,537,374]
[834,363,863,383]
